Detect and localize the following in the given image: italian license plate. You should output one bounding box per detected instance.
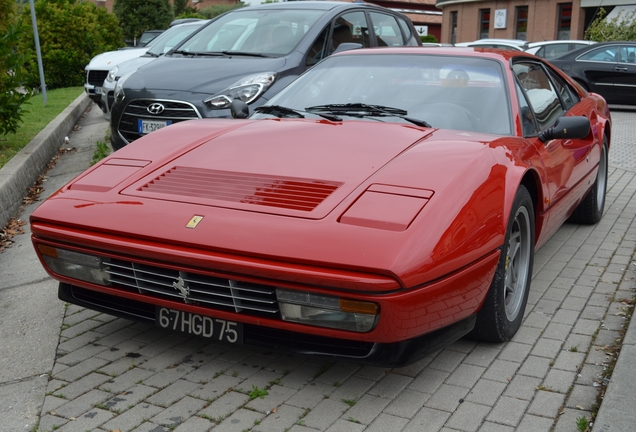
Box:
[138,119,171,134]
[156,307,242,343]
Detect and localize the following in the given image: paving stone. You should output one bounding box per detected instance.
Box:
[60,319,104,339]
[252,403,307,432]
[402,407,450,432]
[56,407,114,432]
[53,388,112,419]
[54,372,112,400]
[101,403,164,432]
[367,372,412,399]
[465,379,507,407]
[212,408,265,432]
[330,376,375,401]
[463,345,501,367]
[482,359,520,383]
[233,368,283,393]
[55,343,110,367]
[183,358,236,384]
[247,384,298,413]
[518,355,552,379]
[278,363,322,390]
[314,362,360,385]
[445,401,491,432]
[95,340,147,362]
[407,367,448,394]
[102,384,158,412]
[99,367,156,394]
[424,384,469,413]
[566,384,598,410]
[285,382,335,410]
[302,397,349,429]
[198,391,250,421]
[142,364,196,389]
[527,390,566,417]
[543,369,576,394]
[325,418,367,432]
[365,413,409,432]
[53,357,109,383]
[343,394,390,425]
[428,349,466,373]
[150,395,207,427]
[383,389,428,418]
[57,331,102,353]
[172,415,215,431]
[485,396,529,427]
[190,374,242,402]
[517,414,555,431]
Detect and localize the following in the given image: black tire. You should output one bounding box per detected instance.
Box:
[568,137,608,225]
[470,185,535,342]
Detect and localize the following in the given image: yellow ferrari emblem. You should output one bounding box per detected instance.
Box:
[186,215,204,229]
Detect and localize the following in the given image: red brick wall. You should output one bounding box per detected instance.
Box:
[440,0,584,44]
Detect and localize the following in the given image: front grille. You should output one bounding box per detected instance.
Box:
[139,167,342,211]
[118,99,201,144]
[87,70,108,87]
[105,258,279,318]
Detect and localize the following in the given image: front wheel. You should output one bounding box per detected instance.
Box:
[470,185,535,342]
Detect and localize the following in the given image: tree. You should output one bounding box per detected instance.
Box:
[173,0,198,18]
[113,0,174,42]
[18,0,124,89]
[198,3,244,20]
[1,0,32,135]
[585,7,636,41]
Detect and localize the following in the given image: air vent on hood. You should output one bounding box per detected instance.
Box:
[138,167,343,212]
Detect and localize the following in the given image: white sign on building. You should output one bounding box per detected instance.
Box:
[494,9,507,29]
[414,25,428,37]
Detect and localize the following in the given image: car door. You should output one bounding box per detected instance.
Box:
[575,45,620,102]
[306,11,371,67]
[513,60,595,231]
[611,44,636,104]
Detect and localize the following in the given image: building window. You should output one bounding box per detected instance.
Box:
[515,6,528,40]
[479,9,490,39]
[450,11,458,44]
[557,3,572,40]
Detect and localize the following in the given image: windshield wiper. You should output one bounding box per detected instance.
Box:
[221,51,270,58]
[171,50,224,57]
[254,105,341,121]
[306,103,431,128]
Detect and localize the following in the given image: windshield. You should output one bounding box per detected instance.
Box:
[260,53,512,134]
[175,9,324,56]
[147,23,206,56]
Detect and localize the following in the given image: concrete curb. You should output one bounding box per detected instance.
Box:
[0,92,91,229]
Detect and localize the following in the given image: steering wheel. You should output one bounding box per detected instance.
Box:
[446,69,470,81]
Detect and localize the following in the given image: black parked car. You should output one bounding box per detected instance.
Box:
[109,1,421,150]
[549,41,636,105]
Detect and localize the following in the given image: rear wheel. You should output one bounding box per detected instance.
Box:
[568,137,608,225]
[470,185,535,342]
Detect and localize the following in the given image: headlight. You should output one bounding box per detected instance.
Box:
[204,72,277,109]
[106,66,119,83]
[37,244,110,286]
[276,288,379,332]
[114,72,133,103]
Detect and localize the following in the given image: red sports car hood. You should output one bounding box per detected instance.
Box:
[115,119,435,219]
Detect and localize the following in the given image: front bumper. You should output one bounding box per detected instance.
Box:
[59,282,476,367]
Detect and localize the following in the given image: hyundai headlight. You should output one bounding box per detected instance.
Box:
[37,244,110,286]
[114,72,133,103]
[204,72,277,109]
[276,288,379,332]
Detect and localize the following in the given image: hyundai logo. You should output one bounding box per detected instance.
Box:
[147,103,165,115]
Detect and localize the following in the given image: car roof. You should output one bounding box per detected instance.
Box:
[244,0,393,11]
[332,45,529,62]
[549,40,636,60]
[526,40,595,48]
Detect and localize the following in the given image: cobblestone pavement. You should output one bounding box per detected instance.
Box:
[9,106,636,432]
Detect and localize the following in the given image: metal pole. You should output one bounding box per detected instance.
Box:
[28,0,47,105]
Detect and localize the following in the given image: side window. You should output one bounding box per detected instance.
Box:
[369,12,405,47]
[516,82,538,137]
[619,45,636,63]
[331,12,370,52]
[579,46,619,62]
[514,62,564,131]
[545,66,580,110]
[306,26,329,67]
[397,17,414,43]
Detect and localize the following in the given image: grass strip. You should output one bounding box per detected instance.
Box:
[0,87,84,169]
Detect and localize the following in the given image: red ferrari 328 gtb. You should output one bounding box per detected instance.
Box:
[31,47,611,367]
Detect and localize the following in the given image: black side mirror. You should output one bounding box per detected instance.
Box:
[230,99,250,119]
[538,116,590,142]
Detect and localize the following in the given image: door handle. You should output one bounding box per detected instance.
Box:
[614,66,628,72]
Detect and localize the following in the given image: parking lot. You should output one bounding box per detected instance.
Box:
[1,104,635,432]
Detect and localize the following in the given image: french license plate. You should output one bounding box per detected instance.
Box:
[92,87,101,94]
[156,307,242,343]
[138,119,171,134]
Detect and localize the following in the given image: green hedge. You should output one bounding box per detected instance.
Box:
[18,0,124,90]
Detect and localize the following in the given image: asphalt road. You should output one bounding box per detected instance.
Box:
[0,102,634,432]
